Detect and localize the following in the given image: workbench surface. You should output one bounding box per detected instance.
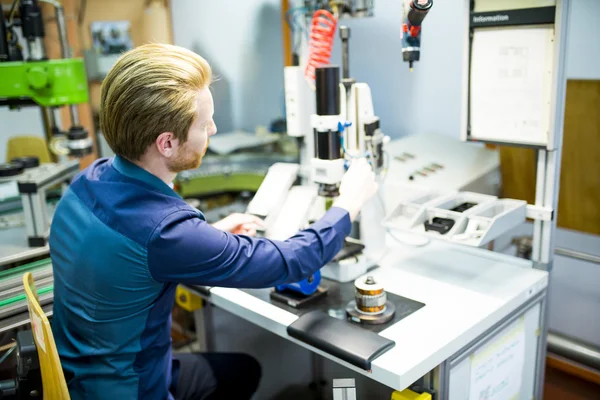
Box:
[193,239,548,391]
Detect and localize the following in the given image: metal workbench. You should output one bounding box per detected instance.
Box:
[186,239,548,398]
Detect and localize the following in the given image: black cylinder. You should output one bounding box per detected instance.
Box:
[0,162,24,177]
[315,66,340,116]
[20,0,45,39]
[408,0,433,27]
[8,42,24,61]
[11,156,40,169]
[375,141,384,169]
[0,11,8,62]
[314,129,342,160]
[67,126,89,141]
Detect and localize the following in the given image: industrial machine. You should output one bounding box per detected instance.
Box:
[186,2,569,400]
[0,331,43,399]
[1,0,92,157]
[0,259,52,400]
[286,1,432,76]
[250,32,391,303]
[1,0,91,251]
[0,158,79,247]
[401,0,433,71]
[252,0,435,299]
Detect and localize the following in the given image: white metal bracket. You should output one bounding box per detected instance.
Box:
[526,205,553,222]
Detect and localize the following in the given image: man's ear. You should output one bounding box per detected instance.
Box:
[155,132,178,157]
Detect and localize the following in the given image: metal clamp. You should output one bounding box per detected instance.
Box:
[526,205,553,221]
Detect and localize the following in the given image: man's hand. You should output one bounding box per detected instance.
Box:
[333,157,378,221]
[212,213,265,236]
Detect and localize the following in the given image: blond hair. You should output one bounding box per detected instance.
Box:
[100,43,212,160]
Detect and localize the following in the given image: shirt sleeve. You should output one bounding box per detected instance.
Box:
[146,206,352,288]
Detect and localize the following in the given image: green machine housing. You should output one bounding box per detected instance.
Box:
[1,0,92,158]
[0,58,88,107]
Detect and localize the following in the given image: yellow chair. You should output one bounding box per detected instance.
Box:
[23,272,70,399]
[6,136,52,164]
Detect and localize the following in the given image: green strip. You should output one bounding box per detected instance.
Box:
[0,285,53,308]
[0,258,52,280]
[325,197,334,211]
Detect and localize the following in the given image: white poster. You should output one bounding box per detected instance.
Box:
[469,317,525,400]
[469,26,555,146]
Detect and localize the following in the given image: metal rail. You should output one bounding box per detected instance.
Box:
[554,247,600,265]
[547,330,600,372]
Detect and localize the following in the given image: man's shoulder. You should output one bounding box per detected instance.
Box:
[62,158,194,248]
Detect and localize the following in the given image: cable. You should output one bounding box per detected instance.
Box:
[8,0,21,24]
[304,9,337,89]
[0,344,16,366]
[379,150,390,183]
[286,6,311,57]
[387,226,431,247]
[38,0,61,7]
[78,0,86,24]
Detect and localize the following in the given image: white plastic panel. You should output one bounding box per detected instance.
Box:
[449,301,542,400]
[265,185,317,240]
[246,163,299,218]
[384,190,527,248]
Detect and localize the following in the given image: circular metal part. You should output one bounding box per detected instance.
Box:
[10,156,39,169]
[68,138,93,157]
[413,0,433,11]
[353,275,388,313]
[346,300,396,325]
[67,126,88,141]
[354,275,384,295]
[318,183,339,198]
[0,162,25,177]
[339,25,350,40]
[355,291,387,310]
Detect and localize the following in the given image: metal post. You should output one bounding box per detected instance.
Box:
[340,26,350,81]
[47,1,82,130]
[40,107,58,162]
[332,378,356,400]
[531,0,570,270]
[534,296,549,400]
[311,351,327,399]
[531,1,570,399]
[53,3,70,59]
[531,149,546,264]
[69,104,81,126]
[192,308,208,352]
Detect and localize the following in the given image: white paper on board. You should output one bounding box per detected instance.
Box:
[470,26,555,146]
[468,317,526,400]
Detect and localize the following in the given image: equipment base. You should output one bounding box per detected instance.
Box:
[270,285,329,308]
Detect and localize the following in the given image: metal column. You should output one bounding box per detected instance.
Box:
[531,1,571,399]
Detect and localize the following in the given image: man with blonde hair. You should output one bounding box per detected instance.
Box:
[49,43,377,399]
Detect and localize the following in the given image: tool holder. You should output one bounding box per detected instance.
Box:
[384,189,528,248]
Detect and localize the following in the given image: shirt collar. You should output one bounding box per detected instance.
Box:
[112,155,181,199]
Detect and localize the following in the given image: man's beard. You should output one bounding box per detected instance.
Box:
[167,140,209,173]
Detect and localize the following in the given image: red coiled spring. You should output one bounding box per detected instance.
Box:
[304,9,338,88]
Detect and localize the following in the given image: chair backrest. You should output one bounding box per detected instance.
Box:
[6,136,52,164]
[23,272,70,400]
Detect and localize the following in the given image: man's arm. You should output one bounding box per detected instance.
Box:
[146,207,351,288]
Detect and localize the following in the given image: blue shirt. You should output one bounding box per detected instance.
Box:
[49,156,351,400]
